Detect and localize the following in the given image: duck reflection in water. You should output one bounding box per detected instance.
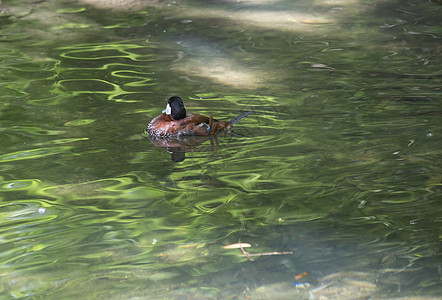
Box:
[148,134,218,162]
[146,96,251,162]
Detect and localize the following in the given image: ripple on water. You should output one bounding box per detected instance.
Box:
[0,146,72,163]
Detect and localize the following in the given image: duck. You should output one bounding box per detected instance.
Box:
[146,96,251,137]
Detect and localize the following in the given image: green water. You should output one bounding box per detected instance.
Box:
[0,0,440,299]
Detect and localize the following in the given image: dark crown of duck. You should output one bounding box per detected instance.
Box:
[165,96,187,120]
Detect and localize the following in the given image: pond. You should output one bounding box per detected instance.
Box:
[0,0,440,298]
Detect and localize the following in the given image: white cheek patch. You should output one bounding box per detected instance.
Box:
[162,103,172,115]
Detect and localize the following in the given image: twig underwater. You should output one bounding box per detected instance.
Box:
[222,240,293,262]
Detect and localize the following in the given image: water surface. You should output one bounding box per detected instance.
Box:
[0,0,441,298]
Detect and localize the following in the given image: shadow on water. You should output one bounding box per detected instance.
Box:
[0,0,441,299]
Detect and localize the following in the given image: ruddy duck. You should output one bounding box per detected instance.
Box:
[147,96,251,136]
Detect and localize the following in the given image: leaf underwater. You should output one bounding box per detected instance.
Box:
[222,243,252,249]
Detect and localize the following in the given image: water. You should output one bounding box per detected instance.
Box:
[0,0,441,298]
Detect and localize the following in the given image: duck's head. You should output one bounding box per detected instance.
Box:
[162,96,187,120]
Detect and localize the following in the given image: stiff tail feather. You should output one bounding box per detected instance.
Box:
[230,111,252,125]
